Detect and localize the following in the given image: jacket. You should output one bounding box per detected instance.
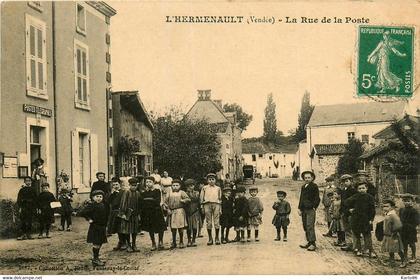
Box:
[298,182,320,211]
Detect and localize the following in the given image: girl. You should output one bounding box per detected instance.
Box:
[80,190,107,267]
[140,176,167,251]
[272,190,291,241]
[381,199,406,268]
[220,187,234,244]
[399,193,419,264]
[330,191,346,247]
[37,183,56,238]
[119,177,141,252]
[185,179,201,247]
[247,186,264,242]
[233,186,249,243]
[58,188,73,231]
[107,177,124,250]
[165,179,190,249]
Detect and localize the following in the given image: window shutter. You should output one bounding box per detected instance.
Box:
[42,28,47,93]
[25,20,32,91]
[90,133,98,186]
[73,46,78,103]
[71,130,80,188]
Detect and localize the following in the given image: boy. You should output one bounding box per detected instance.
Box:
[322,176,335,237]
[17,176,37,240]
[200,173,222,245]
[338,174,357,252]
[247,186,264,242]
[233,186,249,243]
[185,179,201,247]
[330,190,346,247]
[58,188,73,231]
[37,183,56,238]
[80,190,107,267]
[107,177,125,250]
[272,190,291,241]
[220,187,234,244]
[344,183,376,257]
[399,193,419,264]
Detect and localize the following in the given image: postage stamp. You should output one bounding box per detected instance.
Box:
[357,25,414,97]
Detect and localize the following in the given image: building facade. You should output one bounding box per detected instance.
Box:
[0,1,116,201]
[111,91,153,178]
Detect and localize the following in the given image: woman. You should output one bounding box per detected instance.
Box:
[160,171,173,201]
[31,158,47,196]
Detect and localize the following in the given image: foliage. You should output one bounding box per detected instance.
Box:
[223,103,253,131]
[337,139,364,175]
[0,199,20,238]
[118,135,141,156]
[263,93,278,143]
[152,107,223,181]
[293,91,314,142]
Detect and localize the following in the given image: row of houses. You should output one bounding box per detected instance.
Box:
[0,2,155,203]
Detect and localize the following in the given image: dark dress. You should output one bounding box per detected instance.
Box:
[80,202,108,245]
[119,190,141,234]
[220,195,234,228]
[233,196,249,228]
[399,206,419,244]
[140,188,166,233]
[344,192,375,234]
[37,191,56,225]
[17,186,37,232]
[107,191,123,234]
[272,200,291,228]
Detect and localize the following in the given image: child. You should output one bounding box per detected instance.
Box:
[322,176,335,237]
[58,188,73,231]
[247,186,264,242]
[330,190,346,247]
[80,190,107,267]
[17,176,37,240]
[200,173,222,245]
[119,177,141,252]
[338,174,357,252]
[233,186,249,243]
[107,177,124,250]
[165,179,190,249]
[197,180,206,238]
[381,199,406,268]
[344,183,376,258]
[37,183,56,238]
[220,187,234,244]
[185,179,201,247]
[399,193,419,264]
[140,176,167,251]
[272,190,291,241]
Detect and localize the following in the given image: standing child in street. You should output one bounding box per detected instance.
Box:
[272,190,291,242]
[247,186,264,242]
[16,177,37,240]
[80,190,107,267]
[37,183,56,238]
[399,193,419,264]
[166,179,190,249]
[322,176,336,237]
[220,187,234,244]
[107,177,124,251]
[200,173,222,245]
[185,179,201,247]
[344,182,376,258]
[381,199,406,268]
[330,190,346,247]
[233,186,249,243]
[58,189,73,231]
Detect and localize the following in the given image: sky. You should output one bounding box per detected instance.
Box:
[108,1,419,138]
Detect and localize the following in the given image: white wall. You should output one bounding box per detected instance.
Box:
[243,152,295,178]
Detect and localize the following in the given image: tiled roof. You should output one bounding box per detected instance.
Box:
[307,102,405,127]
[359,140,400,159]
[313,144,348,155]
[186,100,229,124]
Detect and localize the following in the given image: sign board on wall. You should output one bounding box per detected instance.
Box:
[3,157,18,178]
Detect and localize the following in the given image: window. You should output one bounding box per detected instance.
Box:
[71,130,98,190]
[258,154,263,158]
[74,41,90,109]
[361,134,369,144]
[269,155,273,160]
[78,133,90,187]
[347,132,355,142]
[28,2,43,12]
[25,14,47,98]
[76,3,86,35]
[252,154,256,162]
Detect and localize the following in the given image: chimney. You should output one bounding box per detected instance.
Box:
[197,89,211,101]
[214,99,222,110]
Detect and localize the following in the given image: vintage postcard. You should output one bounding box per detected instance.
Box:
[0,0,419,278]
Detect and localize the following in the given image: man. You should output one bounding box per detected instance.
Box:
[200,173,222,245]
[322,176,336,237]
[338,174,358,252]
[356,171,376,199]
[298,170,320,251]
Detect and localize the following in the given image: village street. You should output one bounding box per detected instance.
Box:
[0,178,418,275]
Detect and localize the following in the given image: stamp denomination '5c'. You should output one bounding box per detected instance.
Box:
[357,26,414,97]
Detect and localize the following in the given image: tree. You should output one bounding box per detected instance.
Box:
[294,91,315,142]
[263,93,277,143]
[337,139,364,175]
[152,108,223,181]
[223,103,253,131]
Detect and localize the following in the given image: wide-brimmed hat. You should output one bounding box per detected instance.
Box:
[206,173,217,179]
[277,190,287,197]
[340,174,353,181]
[91,190,104,196]
[301,170,316,180]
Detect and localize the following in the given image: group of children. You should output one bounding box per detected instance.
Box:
[320,173,419,268]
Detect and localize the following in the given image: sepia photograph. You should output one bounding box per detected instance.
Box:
[0,0,419,278]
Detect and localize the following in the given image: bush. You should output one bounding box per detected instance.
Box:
[0,199,21,238]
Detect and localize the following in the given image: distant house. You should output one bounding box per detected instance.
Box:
[186,90,242,180]
[242,142,297,178]
[299,101,406,182]
[111,91,154,178]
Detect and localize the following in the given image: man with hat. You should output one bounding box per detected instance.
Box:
[338,174,357,252]
[200,173,222,245]
[322,176,336,237]
[298,170,320,251]
[356,170,376,199]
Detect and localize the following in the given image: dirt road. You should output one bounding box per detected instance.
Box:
[0,178,418,275]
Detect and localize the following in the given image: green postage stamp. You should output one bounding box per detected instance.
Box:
[357,26,414,97]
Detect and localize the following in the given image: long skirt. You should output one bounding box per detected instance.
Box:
[119,214,141,234]
[187,211,202,231]
[87,224,107,245]
[141,207,167,233]
[107,209,121,234]
[382,233,404,253]
[167,208,187,229]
